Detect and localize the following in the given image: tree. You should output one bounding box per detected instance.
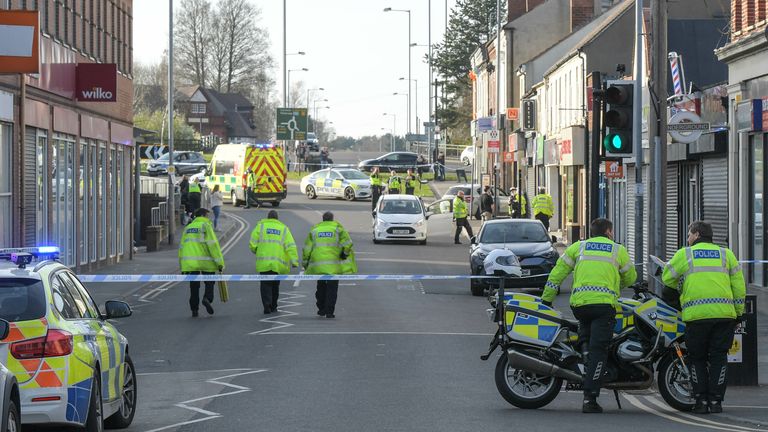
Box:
[432,0,505,141]
[133,61,168,113]
[175,0,213,87]
[134,109,197,144]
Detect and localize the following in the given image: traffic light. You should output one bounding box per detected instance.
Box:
[603,81,634,155]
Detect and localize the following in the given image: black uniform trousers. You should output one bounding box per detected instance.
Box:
[535,213,551,230]
[316,280,339,315]
[260,271,280,312]
[572,304,616,397]
[454,217,474,243]
[187,192,201,215]
[685,318,737,402]
[185,271,215,312]
[371,186,382,212]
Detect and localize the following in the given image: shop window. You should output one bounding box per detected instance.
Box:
[79,140,88,265]
[0,124,11,247]
[110,147,117,257]
[752,135,764,286]
[90,140,98,263]
[35,131,48,245]
[99,143,106,260]
[53,134,75,266]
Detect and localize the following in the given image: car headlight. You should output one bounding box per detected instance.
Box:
[377,219,387,227]
[536,249,558,260]
[415,219,425,227]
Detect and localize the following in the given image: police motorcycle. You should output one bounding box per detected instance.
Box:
[479,250,694,411]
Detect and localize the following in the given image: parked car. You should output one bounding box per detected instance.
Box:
[147,151,207,177]
[301,168,372,201]
[0,247,137,431]
[358,152,431,173]
[373,195,430,245]
[0,319,20,432]
[460,146,474,166]
[468,219,559,296]
[305,132,320,152]
[439,184,510,219]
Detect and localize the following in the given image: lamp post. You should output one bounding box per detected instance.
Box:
[313,99,329,128]
[383,112,396,152]
[306,87,324,131]
[384,7,411,135]
[167,0,176,245]
[287,68,309,107]
[393,92,409,148]
[398,76,418,133]
[380,128,392,153]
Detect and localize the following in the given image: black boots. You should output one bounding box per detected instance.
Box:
[693,399,709,414]
[709,401,723,413]
[582,396,603,413]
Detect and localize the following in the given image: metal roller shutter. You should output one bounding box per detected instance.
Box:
[702,157,728,246]
[23,128,37,246]
[627,167,635,263]
[526,167,536,214]
[666,163,679,259]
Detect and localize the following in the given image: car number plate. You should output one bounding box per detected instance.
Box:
[393,229,409,234]
[521,269,531,276]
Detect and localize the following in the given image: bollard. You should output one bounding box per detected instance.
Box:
[728,294,758,386]
[145,226,164,252]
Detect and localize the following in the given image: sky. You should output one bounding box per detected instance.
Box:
[133,0,458,139]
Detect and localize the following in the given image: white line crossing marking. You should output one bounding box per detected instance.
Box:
[642,395,768,432]
[248,291,305,335]
[143,368,266,432]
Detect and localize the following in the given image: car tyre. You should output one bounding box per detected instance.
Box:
[306,185,317,199]
[418,239,427,245]
[85,372,103,432]
[470,279,485,297]
[462,157,470,166]
[344,187,356,201]
[105,355,137,429]
[6,397,20,432]
[271,201,280,207]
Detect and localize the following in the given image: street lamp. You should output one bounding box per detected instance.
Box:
[384,7,411,135]
[383,112,396,152]
[313,98,329,126]
[287,51,306,56]
[307,88,324,131]
[399,77,419,134]
[287,68,309,107]
[380,128,393,153]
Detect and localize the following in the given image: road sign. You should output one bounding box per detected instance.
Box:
[405,133,428,142]
[477,117,495,132]
[276,108,308,141]
[487,130,500,153]
[668,111,710,143]
[503,151,514,163]
[506,108,519,122]
[140,144,168,160]
[605,160,624,179]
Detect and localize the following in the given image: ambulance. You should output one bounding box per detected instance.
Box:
[206,143,288,207]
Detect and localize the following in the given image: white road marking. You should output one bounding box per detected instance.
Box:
[293,271,303,287]
[357,257,466,266]
[642,395,768,432]
[137,368,253,377]
[299,204,323,216]
[143,368,266,432]
[248,291,305,335]
[255,331,493,336]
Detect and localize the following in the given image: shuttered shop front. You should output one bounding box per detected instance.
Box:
[702,157,728,246]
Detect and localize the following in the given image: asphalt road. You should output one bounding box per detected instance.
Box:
[108,188,767,432]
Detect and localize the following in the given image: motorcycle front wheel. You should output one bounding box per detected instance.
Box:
[657,353,696,412]
[494,354,562,409]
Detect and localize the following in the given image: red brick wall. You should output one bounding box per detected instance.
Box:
[508,0,546,22]
[570,0,595,30]
[732,0,768,41]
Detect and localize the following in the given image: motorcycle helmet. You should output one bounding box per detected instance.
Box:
[483,249,522,277]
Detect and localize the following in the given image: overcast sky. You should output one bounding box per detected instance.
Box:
[133,0,458,139]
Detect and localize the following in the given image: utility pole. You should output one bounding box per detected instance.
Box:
[167,0,176,245]
[283,0,287,108]
[633,0,644,273]
[428,0,433,163]
[649,0,668,288]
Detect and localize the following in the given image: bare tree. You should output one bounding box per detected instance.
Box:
[175,0,213,87]
[133,60,168,113]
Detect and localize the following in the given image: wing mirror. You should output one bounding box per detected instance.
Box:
[425,211,434,220]
[0,319,9,340]
[551,235,558,244]
[104,300,132,319]
[471,236,477,245]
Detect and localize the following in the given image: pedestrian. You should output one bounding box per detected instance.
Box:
[532,186,555,230]
[187,178,202,216]
[179,208,225,317]
[404,169,418,195]
[250,210,299,314]
[296,142,306,172]
[178,175,190,224]
[244,169,258,209]
[320,147,329,168]
[416,154,427,176]
[370,167,383,212]
[210,184,223,230]
[387,170,402,194]
[662,221,746,414]
[453,190,474,244]
[437,152,446,180]
[508,187,527,219]
[542,218,636,413]
[303,212,355,318]
[480,186,495,222]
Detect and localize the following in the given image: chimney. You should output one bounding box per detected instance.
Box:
[570,0,595,31]
[508,0,546,22]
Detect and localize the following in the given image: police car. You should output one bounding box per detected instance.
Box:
[300,168,372,201]
[0,320,20,432]
[0,247,136,431]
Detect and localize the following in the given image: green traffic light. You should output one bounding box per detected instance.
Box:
[603,133,629,153]
[610,134,623,150]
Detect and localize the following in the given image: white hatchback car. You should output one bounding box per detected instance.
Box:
[460,146,474,166]
[373,195,429,245]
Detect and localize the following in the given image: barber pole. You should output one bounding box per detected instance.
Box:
[668,52,684,96]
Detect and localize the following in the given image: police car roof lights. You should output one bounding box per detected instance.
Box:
[0,246,61,267]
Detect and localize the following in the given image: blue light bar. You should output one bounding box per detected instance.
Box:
[0,246,60,262]
[37,246,60,254]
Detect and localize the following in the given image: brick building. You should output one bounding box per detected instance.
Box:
[715,0,768,287]
[0,0,135,269]
[178,86,259,145]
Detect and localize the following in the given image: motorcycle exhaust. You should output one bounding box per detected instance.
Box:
[603,364,654,390]
[506,348,583,383]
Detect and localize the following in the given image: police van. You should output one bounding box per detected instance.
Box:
[206,143,288,207]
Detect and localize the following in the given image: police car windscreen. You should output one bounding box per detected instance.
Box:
[0,278,47,322]
[480,223,549,243]
[338,170,368,180]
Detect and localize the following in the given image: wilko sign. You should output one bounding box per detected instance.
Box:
[76,63,117,102]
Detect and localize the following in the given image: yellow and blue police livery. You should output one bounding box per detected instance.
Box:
[0,247,136,431]
[300,168,372,201]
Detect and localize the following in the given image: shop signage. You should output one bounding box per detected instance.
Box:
[487,130,500,153]
[559,139,572,161]
[669,111,709,143]
[535,136,544,165]
[605,161,624,179]
[506,108,519,122]
[76,63,117,102]
[477,117,495,132]
[0,10,39,73]
[503,151,514,163]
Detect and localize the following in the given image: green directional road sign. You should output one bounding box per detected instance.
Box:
[276,108,308,140]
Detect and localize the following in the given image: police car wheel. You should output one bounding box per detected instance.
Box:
[105,355,137,428]
[306,185,317,199]
[6,398,19,432]
[344,187,356,201]
[85,372,103,432]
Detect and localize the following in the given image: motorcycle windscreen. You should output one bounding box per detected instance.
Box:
[504,300,562,347]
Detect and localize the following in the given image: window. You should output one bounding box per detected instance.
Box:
[90,140,98,262]
[50,274,80,319]
[0,278,47,322]
[752,135,764,286]
[110,147,117,257]
[56,272,94,318]
[79,140,88,264]
[35,130,48,245]
[191,103,207,114]
[62,272,99,317]
[328,171,342,180]
[215,159,234,176]
[99,143,106,260]
[0,124,11,247]
[53,134,76,265]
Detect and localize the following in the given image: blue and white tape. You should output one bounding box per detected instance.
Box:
[76,274,536,283]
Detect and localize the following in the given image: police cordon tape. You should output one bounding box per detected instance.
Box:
[77,274,517,283]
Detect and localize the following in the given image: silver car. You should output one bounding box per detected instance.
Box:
[439,184,511,219]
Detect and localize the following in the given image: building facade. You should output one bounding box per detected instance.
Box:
[178,86,259,145]
[0,0,134,270]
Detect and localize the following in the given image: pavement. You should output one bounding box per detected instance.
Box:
[72,177,768,432]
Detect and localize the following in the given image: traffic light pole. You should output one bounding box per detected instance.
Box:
[589,72,602,232]
[632,0,644,273]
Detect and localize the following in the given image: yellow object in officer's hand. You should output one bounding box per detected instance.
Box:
[218,273,229,303]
